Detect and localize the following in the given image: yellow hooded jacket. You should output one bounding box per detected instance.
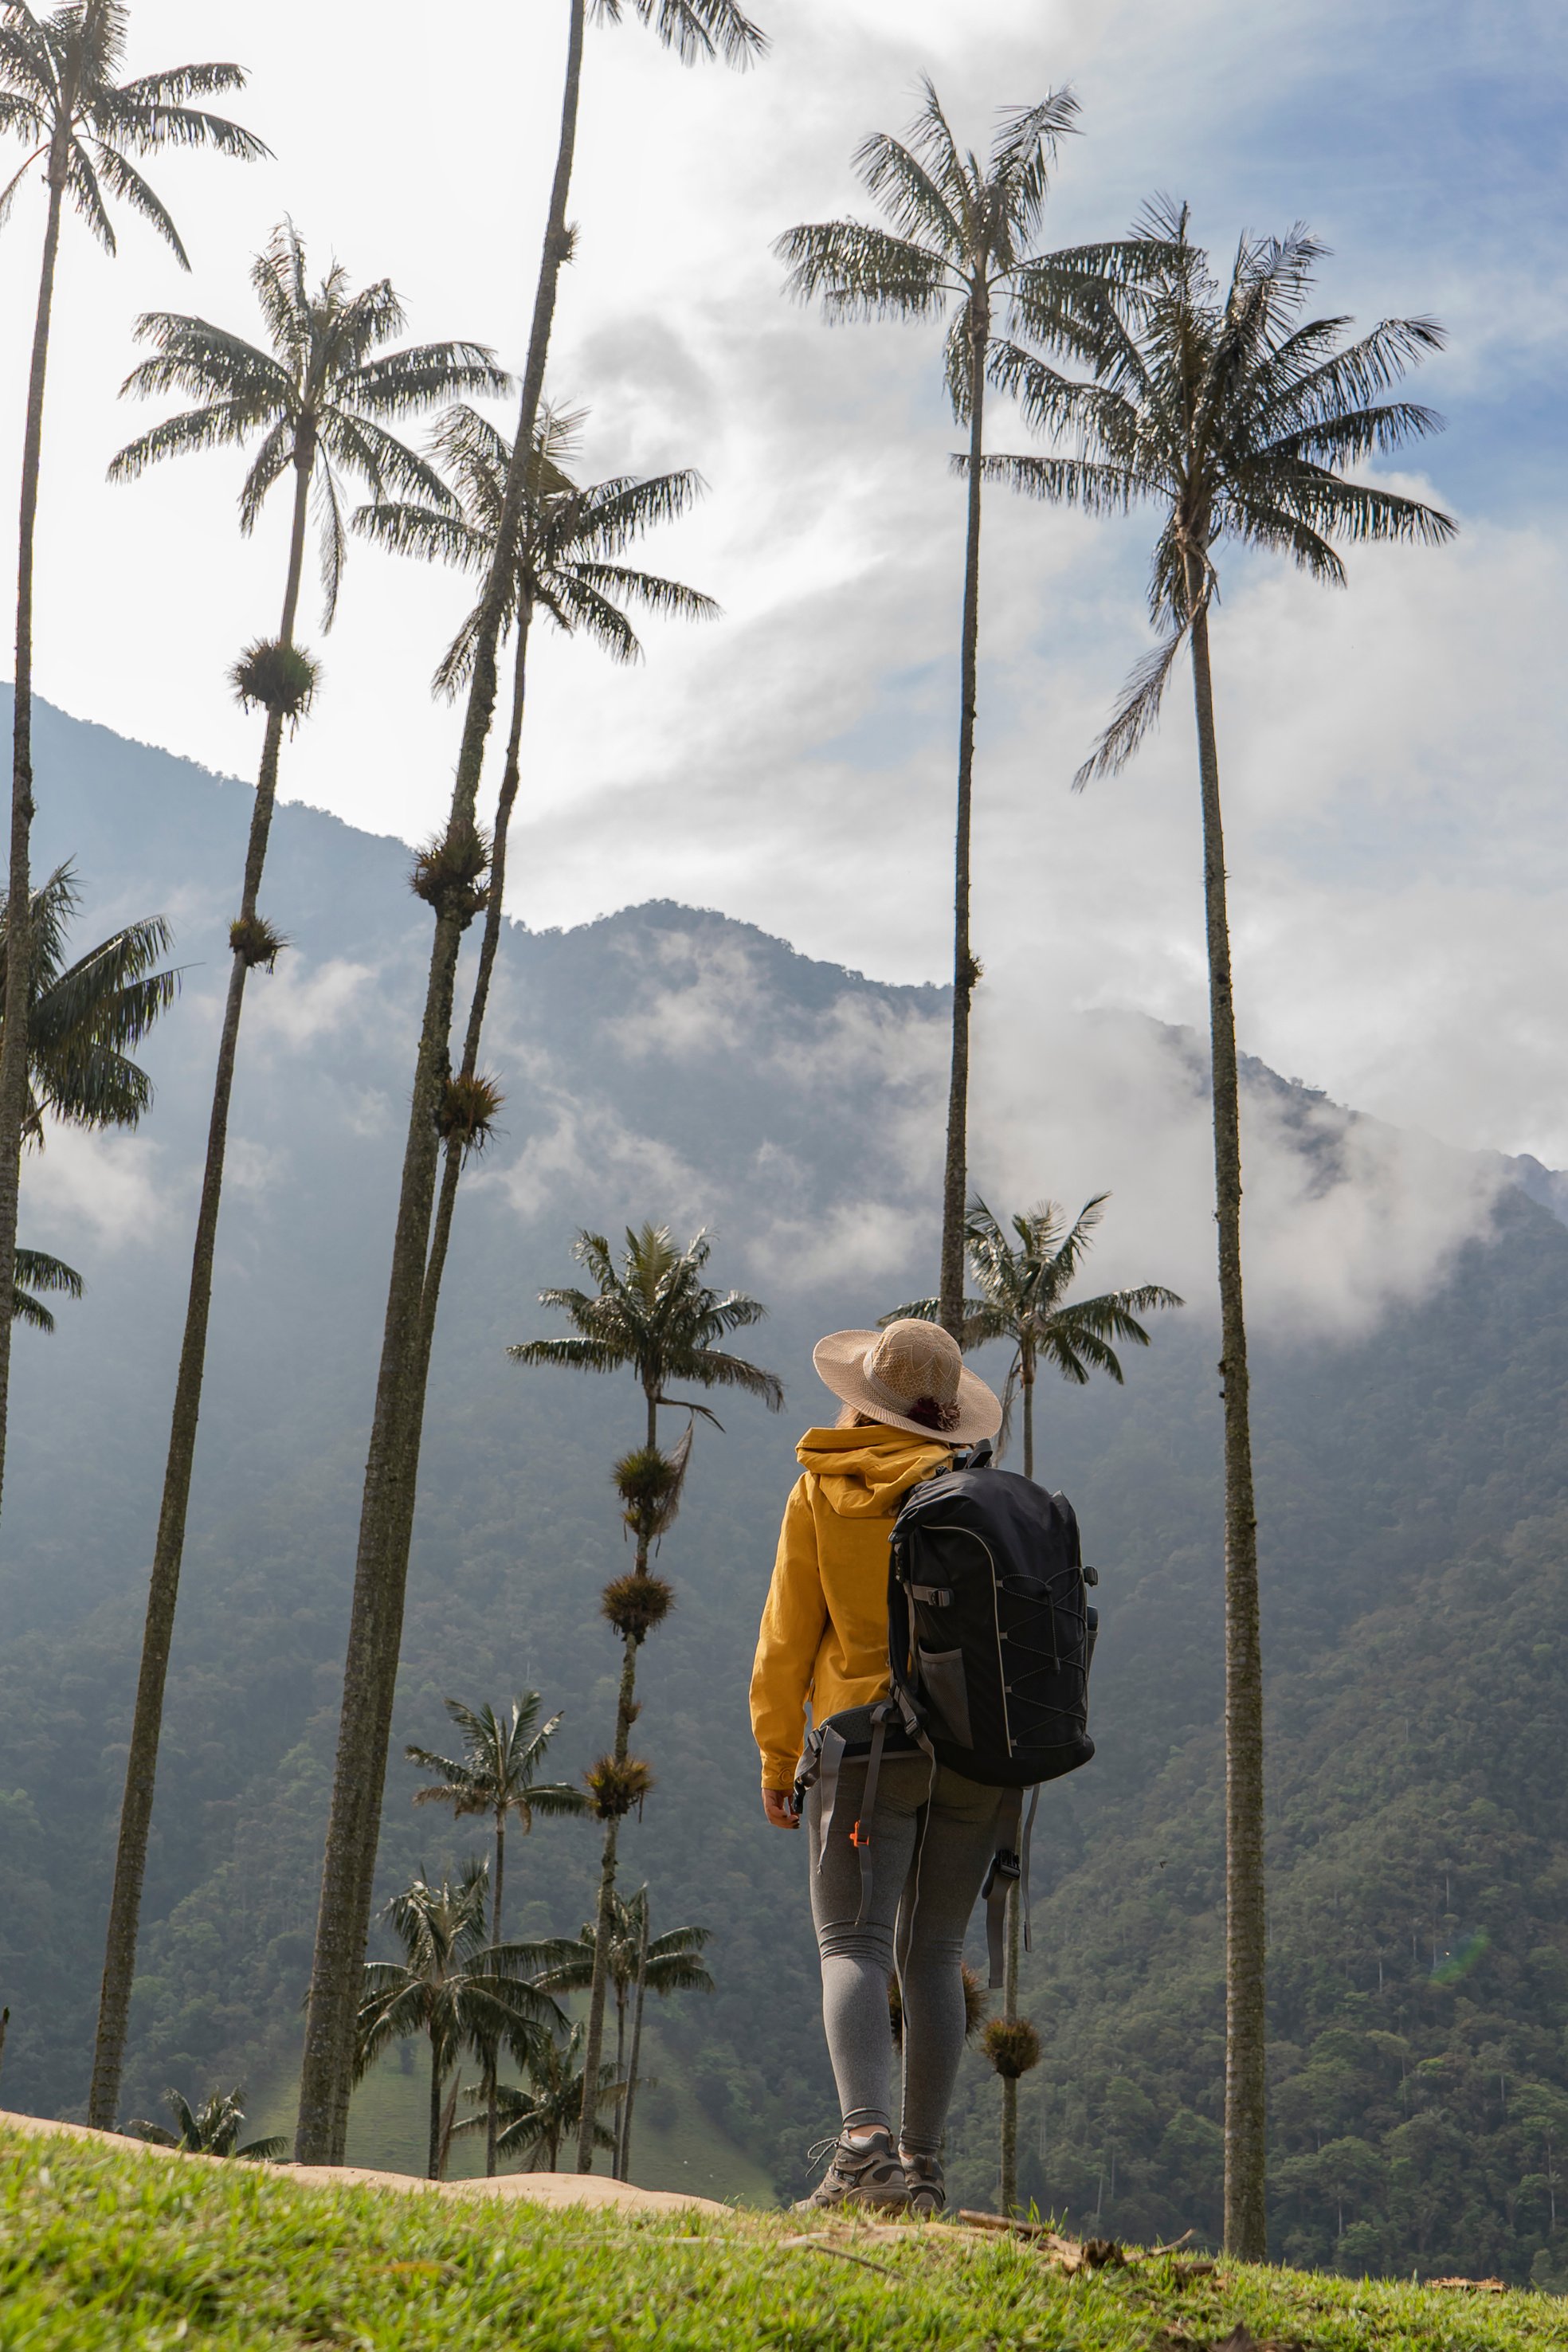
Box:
[749,1424,953,1791]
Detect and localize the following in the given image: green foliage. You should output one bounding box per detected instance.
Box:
[9,2122,1568,2348]
[887,1193,1182,1465]
[122,2083,284,2161]
[0,860,177,1137]
[11,1243,81,1331]
[456,2020,620,2169]
[509,1223,784,1422]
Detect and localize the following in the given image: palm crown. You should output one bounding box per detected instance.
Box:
[108,221,510,626]
[534,1887,714,2008]
[0,0,266,256]
[355,402,717,697]
[776,77,1121,416]
[1,861,177,1138]
[355,1860,563,2084]
[985,198,1457,779]
[510,1224,784,1436]
[12,1244,80,1331]
[463,2021,620,2168]
[888,1194,1182,1476]
[124,2083,284,2162]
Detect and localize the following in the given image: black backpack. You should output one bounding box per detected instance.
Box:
[792,1443,1098,1984]
[888,1443,1098,1788]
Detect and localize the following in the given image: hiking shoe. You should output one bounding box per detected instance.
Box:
[900,2150,947,2219]
[795,2128,908,2212]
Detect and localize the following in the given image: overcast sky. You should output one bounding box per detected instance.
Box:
[2,0,1566,1163]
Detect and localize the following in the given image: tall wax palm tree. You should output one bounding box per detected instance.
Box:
[458,2023,620,2173]
[888,1194,1183,1480]
[85,229,506,2134]
[0,0,264,1521]
[889,1190,1178,2211]
[353,1859,563,2181]
[510,1223,781,2169]
[123,2083,284,2161]
[406,1691,588,2173]
[534,1885,712,2181]
[991,202,1454,2255]
[355,399,716,1382]
[778,80,1143,1336]
[296,0,766,2173]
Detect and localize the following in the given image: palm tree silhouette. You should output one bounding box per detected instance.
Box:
[298,0,768,2175]
[0,0,264,1521]
[458,2022,620,2174]
[406,1692,588,2173]
[534,1885,712,2181]
[991,199,1453,2254]
[888,1194,1182,1480]
[87,224,506,2134]
[511,1223,779,2168]
[124,2084,285,2162]
[10,1245,78,1330]
[353,1860,563,2181]
[777,80,1146,1336]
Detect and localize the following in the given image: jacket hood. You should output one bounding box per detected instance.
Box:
[795,1424,952,1518]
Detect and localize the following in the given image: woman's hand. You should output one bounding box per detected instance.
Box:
[762,1786,799,1830]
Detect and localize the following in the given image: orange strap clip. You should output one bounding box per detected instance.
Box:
[850,1820,871,1849]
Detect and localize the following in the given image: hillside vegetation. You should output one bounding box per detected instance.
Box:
[3,713,1568,2272]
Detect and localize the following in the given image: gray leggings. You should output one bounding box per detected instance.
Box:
[806,1751,1008,2157]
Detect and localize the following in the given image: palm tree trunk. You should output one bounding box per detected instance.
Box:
[575,1627,637,2170]
[1021,1352,1035,1484]
[295,0,586,2170]
[1189,595,1266,2260]
[427,2045,444,2181]
[88,452,313,2130]
[484,1814,507,2175]
[1000,1885,1019,2213]
[938,298,988,1337]
[417,603,534,1374]
[617,1903,650,2183]
[0,148,69,1528]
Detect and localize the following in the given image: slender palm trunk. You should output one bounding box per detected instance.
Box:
[1189,597,1266,2260]
[427,2044,444,2181]
[88,453,314,2130]
[576,1628,637,2170]
[486,1815,507,2176]
[939,303,989,1335]
[417,603,534,1375]
[0,147,69,1527]
[295,0,587,2170]
[617,1907,650,2183]
[1021,1351,1035,1483]
[1000,1887,1020,2213]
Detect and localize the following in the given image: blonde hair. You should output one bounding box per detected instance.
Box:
[836,1405,884,1429]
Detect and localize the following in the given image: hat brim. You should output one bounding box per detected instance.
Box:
[812,1327,1003,1445]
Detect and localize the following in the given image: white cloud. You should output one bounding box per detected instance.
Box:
[23,1127,174,1253]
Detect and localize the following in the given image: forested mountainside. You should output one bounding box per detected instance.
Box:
[2,696,1567,2279]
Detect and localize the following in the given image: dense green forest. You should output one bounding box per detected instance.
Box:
[2,702,1566,2277]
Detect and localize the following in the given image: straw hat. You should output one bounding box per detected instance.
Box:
[812,1319,1002,1445]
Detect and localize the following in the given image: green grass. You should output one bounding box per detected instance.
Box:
[5,2123,1568,2351]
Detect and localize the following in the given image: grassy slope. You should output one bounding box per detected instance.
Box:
[5,2127,1566,2352]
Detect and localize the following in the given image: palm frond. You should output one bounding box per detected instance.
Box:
[1074,624,1189,788]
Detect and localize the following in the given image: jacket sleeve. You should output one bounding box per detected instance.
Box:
[750,1476,828,1790]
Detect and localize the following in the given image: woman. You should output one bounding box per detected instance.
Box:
[750,1316,1005,2217]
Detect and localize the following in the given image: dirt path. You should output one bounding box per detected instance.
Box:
[0,2107,734,2217]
